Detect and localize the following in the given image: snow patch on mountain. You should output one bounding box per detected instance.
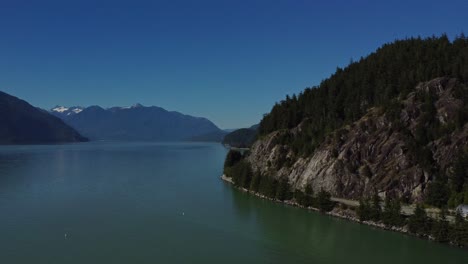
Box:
[52,106,69,113]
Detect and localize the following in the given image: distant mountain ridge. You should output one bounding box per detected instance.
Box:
[0,91,88,144]
[222,124,258,148]
[51,104,224,141]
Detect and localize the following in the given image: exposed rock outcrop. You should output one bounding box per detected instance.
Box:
[247,78,468,203]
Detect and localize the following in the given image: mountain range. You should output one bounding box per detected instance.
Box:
[50,104,224,141]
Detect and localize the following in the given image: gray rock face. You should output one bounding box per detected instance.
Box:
[247,78,468,202]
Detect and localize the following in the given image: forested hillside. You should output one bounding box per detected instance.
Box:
[222,124,258,148]
[259,35,468,156]
[225,35,468,209]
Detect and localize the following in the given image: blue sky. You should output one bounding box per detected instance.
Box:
[1,0,467,129]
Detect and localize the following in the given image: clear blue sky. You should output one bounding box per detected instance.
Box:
[1,0,467,129]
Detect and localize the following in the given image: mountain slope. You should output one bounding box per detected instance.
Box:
[0,91,88,144]
[52,104,223,141]
[248,77,468,203]
[225,35,468,208]
[222,124,258,148]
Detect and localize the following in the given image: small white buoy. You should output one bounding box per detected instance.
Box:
[65,233,68,239]
[182,212,185,216]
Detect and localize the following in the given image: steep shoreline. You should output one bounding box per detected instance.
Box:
[248,78,468,204]
[221,174,466,249]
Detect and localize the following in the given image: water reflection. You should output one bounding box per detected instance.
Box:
[0,152,33,193]
[0,142,466,264]
[228,184,468,264]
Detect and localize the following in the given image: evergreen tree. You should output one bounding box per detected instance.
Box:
[432,208,450,243]
[276,178,291,201]
[259,176,278,198]
[370,193,382,221]
[317,189,335,212]
[224,150,243,169]
[451,152,467,193]
[294,189,305,205]
[408,204,431,235]
[382,197,404,227]
[449,212,468,247]
[228,160,253,189]
[425,177,450,208]
[303,184,314,207]
[357,197,372,221]
[250,172,262,192]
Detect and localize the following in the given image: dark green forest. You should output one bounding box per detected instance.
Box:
[259,35,468,155]
[255,35,468,209]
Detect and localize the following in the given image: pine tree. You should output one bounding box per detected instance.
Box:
[317,189,335,212]
[370,193,382,221]
[408,204,431,235]
[303,184,314,207]
[224,150,243,169]
[432,208,450,242]
[382,197,404,227]
[276,178,290,201]
[449,212,468,247]
[357,197,372,221]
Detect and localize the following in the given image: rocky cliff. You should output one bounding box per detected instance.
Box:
[247,78,468,203]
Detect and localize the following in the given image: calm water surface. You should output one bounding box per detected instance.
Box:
[0,142,466,263]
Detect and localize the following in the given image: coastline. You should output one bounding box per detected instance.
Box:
[220,174,466,248]
[221,175,407,231]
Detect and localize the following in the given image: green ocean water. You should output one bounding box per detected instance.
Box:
[0,142,466,263]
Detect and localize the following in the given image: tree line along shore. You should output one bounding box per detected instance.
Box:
[223,149,468,248]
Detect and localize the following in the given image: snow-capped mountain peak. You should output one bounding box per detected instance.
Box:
[50,106,84,117]
[52,106,69,113]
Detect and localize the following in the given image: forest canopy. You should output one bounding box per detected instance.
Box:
[259,35,468,155]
